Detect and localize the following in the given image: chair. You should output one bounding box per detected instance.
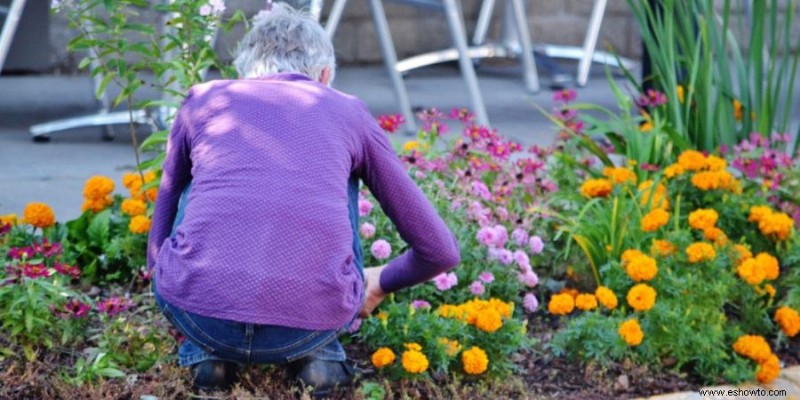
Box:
[0,0,26,73]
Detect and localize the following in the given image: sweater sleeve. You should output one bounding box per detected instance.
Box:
[357,119,461,293]
[146,97,194,270]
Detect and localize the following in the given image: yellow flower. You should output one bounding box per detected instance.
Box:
[402,140,420,152]
[640,121,653,132]
[438,338,461,356]
[121,198,147,216]
[732,335,772,363]
[580,179,613,198]
[775,306,800,337]
[548,293,575,315]
[641,209,669,232]
[758,212,794,241]
[677,150,707,171]
[618,319,644,346]
[622,249,646,265]
[0,214,17,226]
[756,354,780,384]
[405,343,422,352]
[438,305,463,320]
[755,253,780,281]
[129,215,152,234]
[685,242,716,263]
[638,180,669,210]
[83,176,115,200]
[488,298,513,319]
[663,163,686,179]
[702,227,728,245]
[688,208,718,230]
[627,284,656,312]
[475,308,503,333]
[81,196,113,213]
[651,240,676,257]
[22,203,55,228]
[625,254,658,282]
[575,294,598,311]
[595,286,618,310]
[732,244,753,266]
[401,349,429,374]
[737,258,766,285]
[377,311,389,321]
[748,205,773,223]
[462,346,489,375]
[691,170,735,191]
[676,85,685,103]
[122,172,140,190]
[733,99,743,122]
[603,167,637,185]
[371,347,396,368]
[705,155,727,171]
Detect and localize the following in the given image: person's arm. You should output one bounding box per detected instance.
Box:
[357,120,461,294]
[146,95,194,270]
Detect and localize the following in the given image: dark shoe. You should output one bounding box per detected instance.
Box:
[190,360,241,392]
[289,357,355,398]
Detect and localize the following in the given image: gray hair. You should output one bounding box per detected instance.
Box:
[233,3,336,83]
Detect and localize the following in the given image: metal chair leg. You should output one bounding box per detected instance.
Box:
[0,0,27,73]
[368,0,418,132]
[508,0,539,93]
[324,0,348,37]
[442,0,489,126]
[577,0,607,86]
[472,0,496,46]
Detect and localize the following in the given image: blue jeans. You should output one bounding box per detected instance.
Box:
[155,176,364,366]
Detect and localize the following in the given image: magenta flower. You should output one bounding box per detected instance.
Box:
[450,107,475,123]
[478,271,494,283]
[7,247,33,260]
[523,293,539,313]
[495,207,509,221]
[359,222,376,238]
[411,300,431,309]
[370,239,392,260]
[377,114,405,133]
[517,270,539,288]
[22,263,51,279]
[0,222,9,236]
[53,262,80,279]
[470,281,485,296]
[637,89,667,107]
[529,236,544,254]
[51,299,91,319]
[96,297,135,316]
[471,181,492,201]
[476,226,497,247]
[358,199,373,217]
[433,272,458,291]
[553,89,577,103]
[512,228,529,246]
[32,239,63,258]
[498,249,513,265]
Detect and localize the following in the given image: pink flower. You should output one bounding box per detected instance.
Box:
[209,0,226,13]
[370,239,392,260]
[32,239,62,258]
[414,171,427,180]
[495,207,509,221]
[476,226,497,247]
[518,270,539,288]
[377,114,405,133]
[359,222,376,238]
[523,293,539,312]
[53,262,80,279]
[529,236,544,254]
[433,272,458,291]
[22,263,51,279]
[512,228,529,246]
[412,300,431,309]
[358,199,373,217]
[478,271,494,283]
[637,89,667,107]
[470,281,485,296]
[493,225,508,247]
[498,249,513,265]
[553,89,577,103]
[513,250,529,267]
[96,297,135,316]
[51,299,91,319]
[487,247,504,261]
[471,181,492,200]
[199,4,212,15]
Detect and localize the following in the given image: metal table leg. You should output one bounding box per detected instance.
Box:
[576,0,607,86]
[442,0,489,125]
[0,0,27,73]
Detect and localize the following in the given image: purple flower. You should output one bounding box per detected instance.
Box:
[470,281,485,296]
[358,199,373,217]
[96,297,135,316]
[523,293,539,313]
[495,207,509,221]
[433,272,458,291]
[411,300,431,309]
[476,226,497,247]
[471,181,492,201]
[493,225,508,247]
[498,249,513,265]
[517,270,539,288]
[513,250,530,267]
[370,239,392,260]
[478,271,494,283]
[512,228,529,246]
[359,222,376,238]
[51,299,91,319]
[529,236,544,254]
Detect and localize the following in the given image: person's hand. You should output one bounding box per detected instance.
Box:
[359,265,387,317]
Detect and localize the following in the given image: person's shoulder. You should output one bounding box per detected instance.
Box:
[185,79,238,100]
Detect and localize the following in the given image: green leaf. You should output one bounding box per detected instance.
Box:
[87,210,112,246]
[95,73,117,99]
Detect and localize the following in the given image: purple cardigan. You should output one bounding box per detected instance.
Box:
[147,73,460,330]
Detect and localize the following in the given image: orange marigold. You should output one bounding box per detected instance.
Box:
[475,308,503,333]
[575,294,598,311]
[737,258,766,285]
[758,212,794,241]
[129,215,152,234]
[748,205,773,223]
[438,338,462,357]
[121,198,147,216]
[686,242,716,263]
[548,293,575,315]
[625,254,658,282]
[83,176,115,200]
[0,214,17,226]
[702,227,728,245]
[641,209,669,232]
[603,167,637,185]
[664,163,686,178]
[638,180,669,210]
[755,253,780,281]
[627,284,657,312]
[732,335,772,363]
[691,170,734,191]
[371,347,396,368]
[595,286,618,310]
[678,150,707,171]
[81,196,113,213]
[756,354,780,384]
[774,306,800,337]
[618,319,644,346]
[401,349,429,374]
[580,179,613,198]
[732,244,753,266]
[22,203,55,228]
[651,240,676,257]
[705,155,727,171]
[733,99,743,122]
[688,208,718,230]
[462,346,489,375]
